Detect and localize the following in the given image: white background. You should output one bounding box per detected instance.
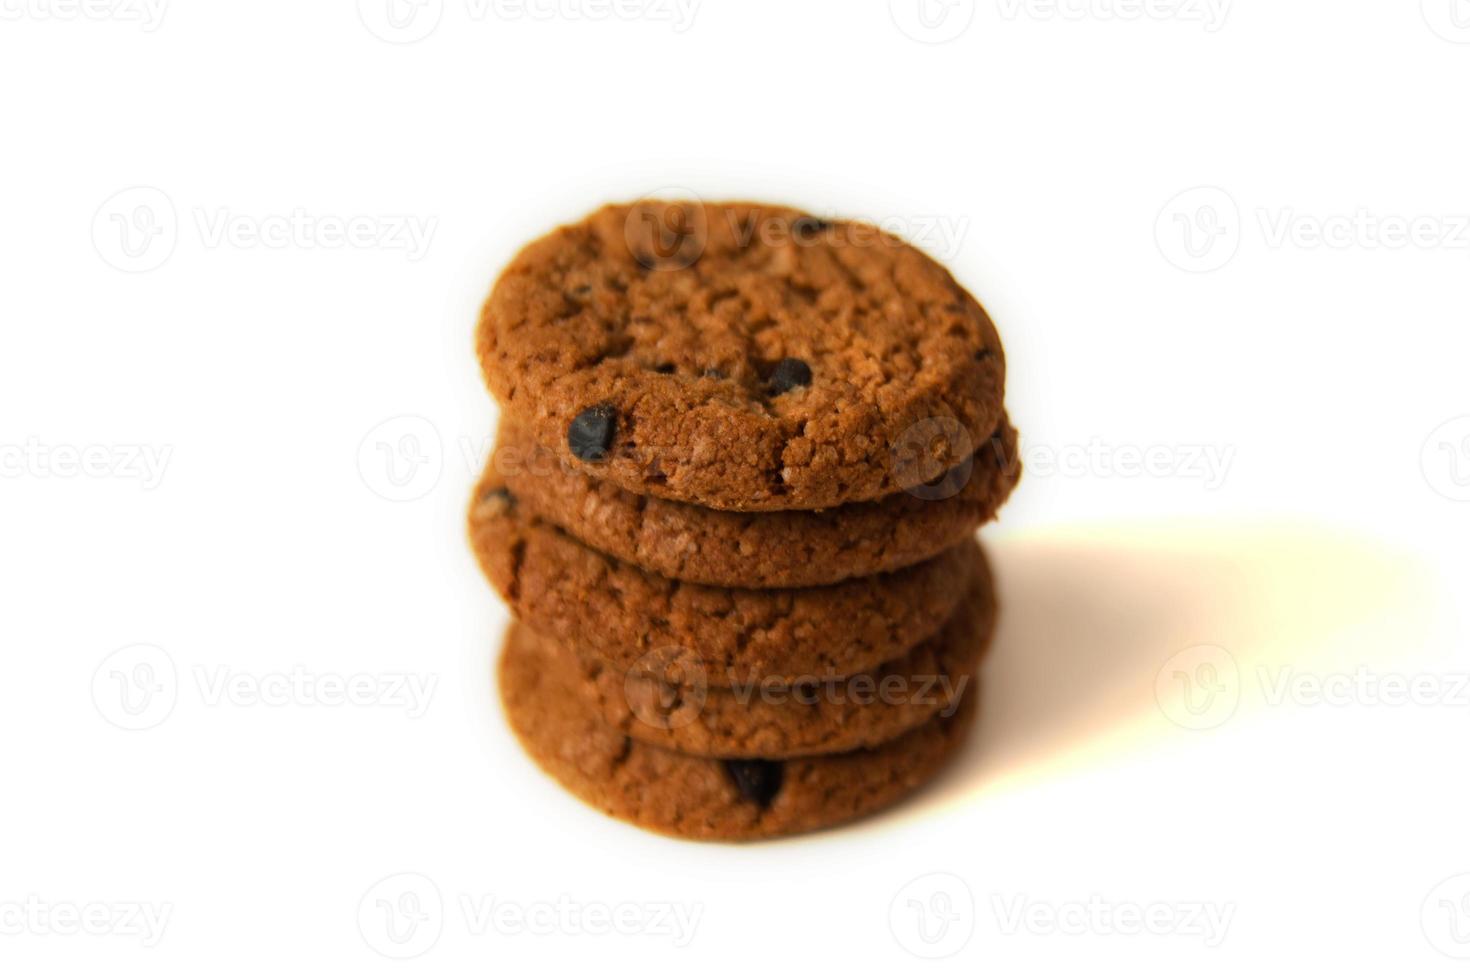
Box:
[2,1,1468,976]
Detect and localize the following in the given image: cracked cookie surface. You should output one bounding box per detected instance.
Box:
[573,550,993,758]
[498,622,978,841]
[469,470,979,685]
[491,412,1019,588]
[477,201,1007,511]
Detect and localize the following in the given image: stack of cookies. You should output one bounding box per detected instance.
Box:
[469,201,1019,841]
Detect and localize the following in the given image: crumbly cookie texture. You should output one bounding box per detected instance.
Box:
[477,201,1006,512]
[581,553,994,758]
[499,623,979,842]
[489,412,1019,588]
[468,472,979,685]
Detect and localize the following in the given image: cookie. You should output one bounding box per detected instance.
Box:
[490,412,1019,588]
[477,201,1006,512]
[498,622,979,841]
[557,551,993,758]
[469,472,980,684]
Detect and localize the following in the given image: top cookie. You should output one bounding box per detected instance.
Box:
[478,200,1006,511]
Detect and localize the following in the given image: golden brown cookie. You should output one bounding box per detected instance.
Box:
[498,622,979,841]
[477,201,1006,512]
[488,412,1019,588]
[468,472,980,685]
[554,553,993,758]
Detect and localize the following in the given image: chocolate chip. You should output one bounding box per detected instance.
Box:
[723,759,783,808]
[791,216,830,243]
[567,405,617,462]
[652,363,676,374]
[767,357,812,395]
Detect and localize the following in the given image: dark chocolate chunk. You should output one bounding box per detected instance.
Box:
[767,357,812,395]
[723,759,784,808]
[567,405,617,462]
[791,216,830,242]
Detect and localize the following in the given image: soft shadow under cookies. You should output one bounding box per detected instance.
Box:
[911,521,1446,808]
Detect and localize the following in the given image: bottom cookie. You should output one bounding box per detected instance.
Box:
[499,624,978,842]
